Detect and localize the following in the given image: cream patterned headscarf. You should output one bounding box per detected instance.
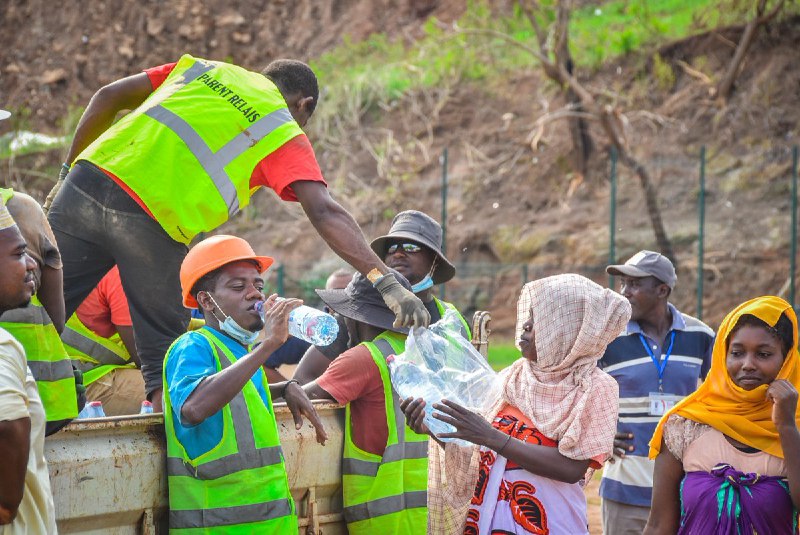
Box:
[427,274,630,534]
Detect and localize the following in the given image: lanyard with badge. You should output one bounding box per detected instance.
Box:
[640,331,682,416]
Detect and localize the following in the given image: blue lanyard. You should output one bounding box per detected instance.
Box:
[638,331,676,392]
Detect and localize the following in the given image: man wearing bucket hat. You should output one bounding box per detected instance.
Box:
[163,234,327,533]
[598,250,714,535]
[302,269,429,534]
[0,199,57,533]
[293,210,470,384]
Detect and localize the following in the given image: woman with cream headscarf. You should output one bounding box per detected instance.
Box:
[401,274,630,534]
[645,296,800,534]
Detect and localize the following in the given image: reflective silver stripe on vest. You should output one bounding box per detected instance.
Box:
[170,498,292,529]
[343,490,427,524]
[214,108,294,166]
[342,441,428,477]
[28,359,74,382]
[167,340,283,481]
[180,61,215,84]
[143,62,295,218]
[342,338,429,477]
[0,304,52,326]
[144,105,240,216]
[61,326,129,367]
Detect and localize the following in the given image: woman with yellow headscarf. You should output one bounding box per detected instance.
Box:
[644,296,800,534]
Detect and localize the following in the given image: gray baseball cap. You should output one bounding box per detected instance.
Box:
[606,250,677,289]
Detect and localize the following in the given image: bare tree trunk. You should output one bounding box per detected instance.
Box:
[596,111,677,263]
[715,0,784,104]
[520,0,592,178]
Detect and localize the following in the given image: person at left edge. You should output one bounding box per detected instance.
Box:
[164,234,327,533]
[0,195,57,534]
[0,187,80,435]
[46,55,430,410]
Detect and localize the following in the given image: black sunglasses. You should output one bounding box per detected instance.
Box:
[386,243,423,255]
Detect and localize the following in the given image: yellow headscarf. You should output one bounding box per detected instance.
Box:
[649,296,800,459]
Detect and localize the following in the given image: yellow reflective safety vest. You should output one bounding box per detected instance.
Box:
[342,331,429,534]
[62,314,134,385]
[434,297,472,340]
[78,54,305,244]
[0,296,78,422]
[163,328,296,534]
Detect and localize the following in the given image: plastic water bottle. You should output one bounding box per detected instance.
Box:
[139,401,154,414]
[386,356,464,443]
[256,300,339,346]
[77,400,106,419]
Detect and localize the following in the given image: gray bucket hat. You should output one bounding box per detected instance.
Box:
[370,210,456,285]
[315,268,412,334]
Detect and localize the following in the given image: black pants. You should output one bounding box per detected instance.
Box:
[48,161,190,395]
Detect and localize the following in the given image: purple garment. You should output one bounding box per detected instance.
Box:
[679,463,797,534]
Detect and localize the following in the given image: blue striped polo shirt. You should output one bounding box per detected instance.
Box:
[598,304,714,506]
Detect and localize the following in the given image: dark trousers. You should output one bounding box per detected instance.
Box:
[48,161,190,395]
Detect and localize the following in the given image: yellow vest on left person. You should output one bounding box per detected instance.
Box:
[62,313,135,386]
[0,296,78,422]
[77,54,305,244]
[0,187,77,422]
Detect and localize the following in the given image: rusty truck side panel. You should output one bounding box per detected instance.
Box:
[46,401,345,534]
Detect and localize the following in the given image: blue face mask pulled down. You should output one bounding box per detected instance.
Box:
[208,294,259,346]
[411,274,434,293]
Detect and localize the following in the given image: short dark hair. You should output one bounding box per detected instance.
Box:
[262,59,318,113]
[727,312,794,358]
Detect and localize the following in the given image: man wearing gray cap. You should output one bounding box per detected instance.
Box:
[597,250,714,535]
[303,270,428,534]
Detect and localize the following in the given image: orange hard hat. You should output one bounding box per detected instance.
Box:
[180,235,274,308]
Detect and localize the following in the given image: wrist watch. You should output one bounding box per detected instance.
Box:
[366,268,384,284]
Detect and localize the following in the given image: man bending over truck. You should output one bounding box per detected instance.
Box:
[164,234,327,533]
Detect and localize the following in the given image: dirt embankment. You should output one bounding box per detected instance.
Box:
[2,3,799,337]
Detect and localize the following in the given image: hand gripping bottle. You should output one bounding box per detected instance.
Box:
[255,300,339,346]
[386,355,459,439]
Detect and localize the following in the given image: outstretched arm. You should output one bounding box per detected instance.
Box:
[293,181,429,328]
[64,73,154,164]
[292,180,387,276]
[432,399,589,483]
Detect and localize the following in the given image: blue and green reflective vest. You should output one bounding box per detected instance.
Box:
[163,328,296,534]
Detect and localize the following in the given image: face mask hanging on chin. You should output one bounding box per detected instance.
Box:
[411,274,434,293]
[207,293,260,346]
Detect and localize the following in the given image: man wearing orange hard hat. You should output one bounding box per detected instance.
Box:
[163,234,327,533]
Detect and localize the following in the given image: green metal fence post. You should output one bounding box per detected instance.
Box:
[608,147,618,289]
[791,145,799,309]
[698,146,706,321]
[440,147,448,300]
[276,264,285,297]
